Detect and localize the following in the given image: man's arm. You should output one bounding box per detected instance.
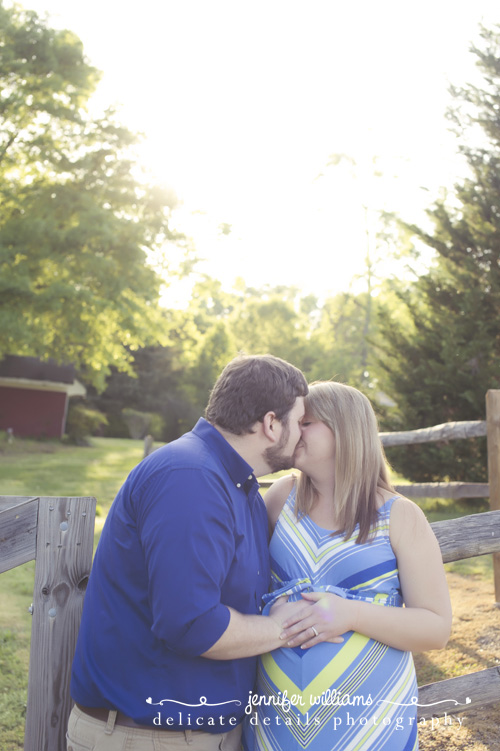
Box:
[202,598,313,659]
[137,466,322,658]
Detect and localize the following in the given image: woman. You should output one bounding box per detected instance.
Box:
[243,382,452,751]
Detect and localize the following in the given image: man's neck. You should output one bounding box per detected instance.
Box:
[212,424,270,478]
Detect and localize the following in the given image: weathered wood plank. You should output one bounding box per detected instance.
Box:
[394,482,489,499]
[486,390,500,602]
[0,495,37,510]
[417,667,500,719]
[24,496,96,751]
[430,511,500,562]
[0,498,38,573]
[380,420,486,447]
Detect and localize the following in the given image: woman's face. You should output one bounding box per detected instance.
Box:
[293,411,335,474]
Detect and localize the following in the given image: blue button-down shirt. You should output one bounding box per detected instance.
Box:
[70,419,271,731]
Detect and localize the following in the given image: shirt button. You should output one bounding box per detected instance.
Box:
[259,606,262,612]
[236,483,241,488]
[248,474,253,480]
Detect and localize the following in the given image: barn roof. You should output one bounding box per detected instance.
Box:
[0,355,75,385]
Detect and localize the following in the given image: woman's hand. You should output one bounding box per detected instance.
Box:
[279,592,351,647]
[268,596,313,629]
[268,596,339,647]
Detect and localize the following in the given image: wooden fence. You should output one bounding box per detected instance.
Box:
[0,495,96,751]
[379,388,500,718]
[1,390,500,746]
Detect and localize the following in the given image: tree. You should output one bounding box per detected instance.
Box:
[0,3,185,389]
[377,24,500,482]
[307,291,380,387]
[87,306,203,440]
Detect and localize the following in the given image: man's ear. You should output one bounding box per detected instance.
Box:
[261,411,277,443]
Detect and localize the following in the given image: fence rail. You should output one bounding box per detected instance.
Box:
[430,509,500,563]
[418,667,500,720]
[387,506,500,720]
[393,482,489,499]
[379,419,487,446]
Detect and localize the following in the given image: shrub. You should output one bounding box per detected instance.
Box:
[66,402,108,445]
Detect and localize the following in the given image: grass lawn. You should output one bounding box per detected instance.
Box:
[0,435,149,514]
[0,437,494,749]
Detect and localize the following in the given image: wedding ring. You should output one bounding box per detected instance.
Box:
[311,626,318,637]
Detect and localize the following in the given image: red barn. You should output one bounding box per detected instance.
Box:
[0,356,86,439]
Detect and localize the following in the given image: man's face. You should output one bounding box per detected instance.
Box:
[264,397,305,473]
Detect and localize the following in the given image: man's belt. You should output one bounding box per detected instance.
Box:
[75,703,145,728]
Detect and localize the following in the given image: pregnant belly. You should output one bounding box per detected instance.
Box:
[257,630,413,713]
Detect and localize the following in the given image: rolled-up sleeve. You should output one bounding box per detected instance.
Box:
[135,466,235,657]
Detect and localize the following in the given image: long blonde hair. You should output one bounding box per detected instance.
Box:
[296,381,394,544]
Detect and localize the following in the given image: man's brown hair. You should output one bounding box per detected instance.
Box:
[205,354,308,435]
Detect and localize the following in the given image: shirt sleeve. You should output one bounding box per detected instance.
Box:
[135,466,235,657]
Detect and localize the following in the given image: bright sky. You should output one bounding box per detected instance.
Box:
[17,0,500,302]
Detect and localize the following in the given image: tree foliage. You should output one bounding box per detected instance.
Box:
[0,2,183,389]
[377,25,500,482]
[308,291,379,386]
[0,2,100,184]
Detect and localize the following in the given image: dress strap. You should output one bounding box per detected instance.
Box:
[373,495,402,544]
[377,494,399,519]
[278,482,298,520]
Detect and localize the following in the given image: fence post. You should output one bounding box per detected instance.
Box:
[144,434,154,458]
[486,389,500,604]
[24,496,96,751]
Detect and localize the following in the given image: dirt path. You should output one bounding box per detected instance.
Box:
[415,572,500,750]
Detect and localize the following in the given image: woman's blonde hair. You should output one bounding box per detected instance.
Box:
[296,381,394,544]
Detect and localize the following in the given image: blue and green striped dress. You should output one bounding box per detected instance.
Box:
[243,488,418,751]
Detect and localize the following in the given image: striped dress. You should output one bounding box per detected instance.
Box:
[243,488,418,751]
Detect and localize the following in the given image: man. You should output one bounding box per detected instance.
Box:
[68,354,308,750]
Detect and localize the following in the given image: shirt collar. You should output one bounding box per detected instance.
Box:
[192,418,258,494]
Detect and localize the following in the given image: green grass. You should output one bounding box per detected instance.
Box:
[0,628,28,749]
[0,435,149,513]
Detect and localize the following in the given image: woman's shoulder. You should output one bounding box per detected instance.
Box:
[378,488,422,515]
[389,493,427,520]
[264,474,297,530]
[387,492,432,548]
